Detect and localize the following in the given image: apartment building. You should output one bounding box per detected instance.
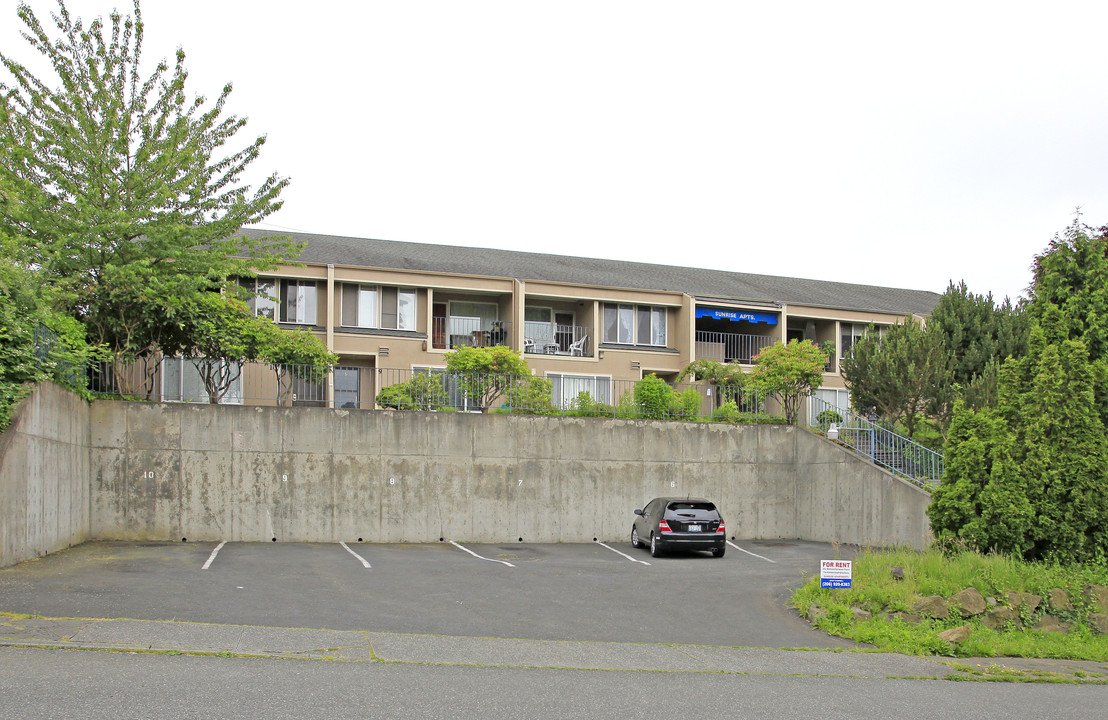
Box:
[202,229,940,412]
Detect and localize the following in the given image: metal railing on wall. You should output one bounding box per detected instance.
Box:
[88,358,784,422]
[805,395,944,489]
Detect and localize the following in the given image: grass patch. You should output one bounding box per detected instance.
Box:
[792,547,1108,661]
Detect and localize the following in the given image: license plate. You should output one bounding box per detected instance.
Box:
[687,524,701,532]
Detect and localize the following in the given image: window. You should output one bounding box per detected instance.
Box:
[239,277,276,320]
[162,357,242,404]
[547,373,611,408]
[341,284,379,328]
[840,323,885,357]
[603,304,665,346]
[381,287,417,330]
[340,285,415,330]
[280,280,318,324]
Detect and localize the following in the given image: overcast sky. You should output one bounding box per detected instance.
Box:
[5,0,1107,303]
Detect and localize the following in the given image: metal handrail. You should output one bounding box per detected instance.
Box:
[806,396,944,488]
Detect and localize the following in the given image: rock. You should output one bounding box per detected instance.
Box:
[982,606,1020,631]
[808,605,827,623]
[912,595,949,618]
[1089,613,1108,635]
[890,566,904,581]
[1084,585,1108,612]
[938,624,972,645]
[1048,588,1074,613]
[950,587,987,617]
[851,607,872,622]
[986,596,997,607]
[888,612,922,625]
[1006,591,1041,615]
[1034,615,1072,634]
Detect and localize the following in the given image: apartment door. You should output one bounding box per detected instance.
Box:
[334,367,361,409]
[555,312,575,352]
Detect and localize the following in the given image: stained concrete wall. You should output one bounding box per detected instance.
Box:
[87,401,933,548]
[0,382,90,567]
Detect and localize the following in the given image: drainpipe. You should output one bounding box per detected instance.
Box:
[326,264,335,408]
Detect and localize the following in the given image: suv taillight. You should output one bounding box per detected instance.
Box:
[717,521,726,534]
[659,520,672,532]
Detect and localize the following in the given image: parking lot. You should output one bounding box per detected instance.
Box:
[0,539,855,649]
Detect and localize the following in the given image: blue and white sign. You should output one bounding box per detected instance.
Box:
[695,307,778,324]
[820,559,852,589]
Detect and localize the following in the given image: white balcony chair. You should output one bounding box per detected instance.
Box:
[568,334,588,357]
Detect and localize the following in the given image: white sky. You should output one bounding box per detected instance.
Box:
[5,0,1107,303]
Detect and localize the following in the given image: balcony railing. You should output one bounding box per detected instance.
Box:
[432,318,511,350]
[523,322,591,357]
[694,331,778,364]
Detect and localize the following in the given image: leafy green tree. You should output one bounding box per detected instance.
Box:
[0,0,300,358]
[444,345,531,412]
[170,292,335,404]
[676,358,746,408]
[840,318,951,441]
[748,339,829,424]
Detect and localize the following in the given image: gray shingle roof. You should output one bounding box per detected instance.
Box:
[241,228,940,316]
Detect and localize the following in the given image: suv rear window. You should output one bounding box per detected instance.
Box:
[667,502,716,512]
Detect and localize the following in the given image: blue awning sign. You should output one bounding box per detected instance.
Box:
[695,307,778,324]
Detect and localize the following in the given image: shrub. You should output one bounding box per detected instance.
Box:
[633,373,673,419]
[714,400,740,421]
[565,391,612,417]
[503,375,555,414]
[816,409,843,433]
[669,386,702,419]
[375,372,447,410]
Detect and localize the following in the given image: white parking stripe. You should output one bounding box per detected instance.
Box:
[201,541,226,570]
[449,541,515,567]
[339,542,372,569]
[727,540,776,563]
[595,540,651,565]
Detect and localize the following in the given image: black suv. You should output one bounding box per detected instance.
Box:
[632,497,726,558]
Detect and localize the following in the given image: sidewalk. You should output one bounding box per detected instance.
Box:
[2,614,1106,683]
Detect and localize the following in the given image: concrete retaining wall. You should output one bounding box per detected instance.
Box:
[87,401,933,548]
[0,382,90,566]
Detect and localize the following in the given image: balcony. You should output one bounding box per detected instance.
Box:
[694,331,777,364]
[433,317,511,350]
[524,322,591,357]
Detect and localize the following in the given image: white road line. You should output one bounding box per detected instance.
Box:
[595,540,651,565]
[201,541,226,570]
[339,542,372,569]
[449,541,515,567]
[727,540,776,563]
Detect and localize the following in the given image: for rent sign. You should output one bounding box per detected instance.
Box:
[820,559,852,589]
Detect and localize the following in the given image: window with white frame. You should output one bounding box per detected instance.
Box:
[547,372,612,408]
[840,322,886,358]
[340,284,416,330]
[239,277,277,320]
[279,280,318,324]
[603,304,666,346]
[162,357,243,404]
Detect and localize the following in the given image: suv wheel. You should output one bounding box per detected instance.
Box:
[631,526,641,549]
[650,533,662,558]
